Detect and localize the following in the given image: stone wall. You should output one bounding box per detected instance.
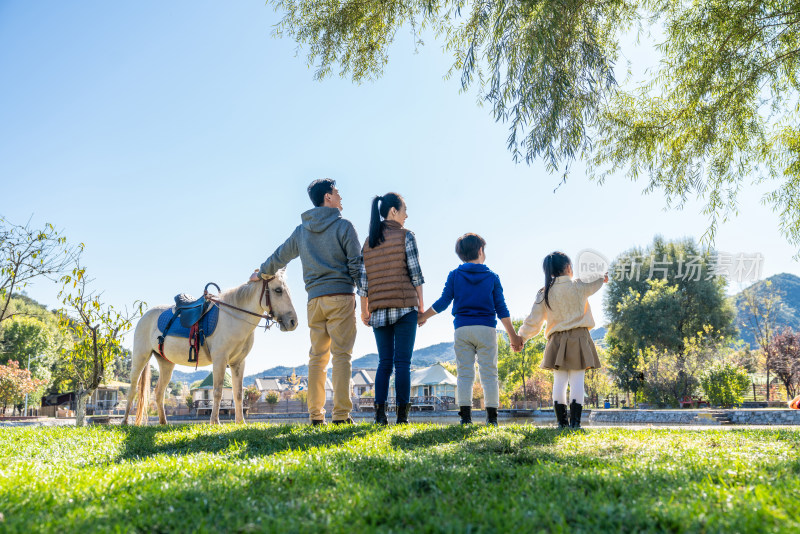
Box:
[589,409,800,425]
[726,410,800,425]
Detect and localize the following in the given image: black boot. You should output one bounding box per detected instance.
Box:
[486,407,498,427]
[396,403,411,425]
[332,417,355,425]
[374,403,388,426]
[458,406,472,425]
[554,401,569,429]
[569,400,583,429]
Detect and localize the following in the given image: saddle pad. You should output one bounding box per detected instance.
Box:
[157,305,219,342]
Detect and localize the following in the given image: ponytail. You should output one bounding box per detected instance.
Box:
[542,251,571,309]
[367,192,405,249]
[368,196,384,249]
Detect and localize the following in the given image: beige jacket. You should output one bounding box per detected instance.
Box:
[518,275,604,341]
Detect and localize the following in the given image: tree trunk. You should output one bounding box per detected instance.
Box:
[75,389,91,427]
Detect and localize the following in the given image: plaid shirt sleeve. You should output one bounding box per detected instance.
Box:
[406,232,425,287]
[356,254,368,297]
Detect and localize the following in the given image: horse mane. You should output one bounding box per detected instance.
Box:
[219,272,285,308]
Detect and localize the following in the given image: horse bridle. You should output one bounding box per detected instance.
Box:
[204,277,277,330]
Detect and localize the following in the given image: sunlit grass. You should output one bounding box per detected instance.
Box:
[0,424,798,532]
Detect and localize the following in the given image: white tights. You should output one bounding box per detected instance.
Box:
[552,369,585,405]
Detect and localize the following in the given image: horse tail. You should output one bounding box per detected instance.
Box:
[135,363,151,425]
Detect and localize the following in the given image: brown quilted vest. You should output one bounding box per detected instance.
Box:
[362,220,419,313]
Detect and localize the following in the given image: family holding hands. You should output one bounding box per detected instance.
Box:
[255,179,607,430]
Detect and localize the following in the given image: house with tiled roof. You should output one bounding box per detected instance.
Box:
[351,368,377,397]
[190,370,234,414]
[254,371,336,400]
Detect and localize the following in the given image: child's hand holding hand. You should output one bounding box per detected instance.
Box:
[510,333,524,353]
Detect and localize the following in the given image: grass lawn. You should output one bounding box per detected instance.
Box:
[0,424,798,533]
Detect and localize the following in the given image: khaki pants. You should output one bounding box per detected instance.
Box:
[454,325,500,408]
[307,294,357,421]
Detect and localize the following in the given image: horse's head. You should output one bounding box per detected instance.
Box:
[265,269,298,332]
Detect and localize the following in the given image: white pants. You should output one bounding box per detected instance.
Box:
[552,369,585,405]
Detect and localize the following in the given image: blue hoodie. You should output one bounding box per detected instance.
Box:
[431,263,511,329]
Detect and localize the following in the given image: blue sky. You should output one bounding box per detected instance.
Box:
[2,1,797,374]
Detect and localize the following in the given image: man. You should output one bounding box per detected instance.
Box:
[252,179,362,424]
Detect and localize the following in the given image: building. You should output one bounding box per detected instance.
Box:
[389,363,457,399]
[254,371,336,401]
[42,380,130,416]
[351,368,377,397]
[190,370,234,415]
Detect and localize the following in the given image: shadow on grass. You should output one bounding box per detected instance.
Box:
[12,427,800,533]
[111,422,572,465]
[389,424,561,453]
[114,422,388,462]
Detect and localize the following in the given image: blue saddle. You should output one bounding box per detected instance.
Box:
[157,305,219,343]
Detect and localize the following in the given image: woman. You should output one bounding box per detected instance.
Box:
[358,193,424,425]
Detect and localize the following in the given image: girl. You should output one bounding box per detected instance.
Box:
[358,193,424,425]
[518,252,608,429]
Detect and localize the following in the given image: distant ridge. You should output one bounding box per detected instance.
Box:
[734,273,800,347]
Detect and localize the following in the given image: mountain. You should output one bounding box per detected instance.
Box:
[217,341,460,386]
[170,370,210,385]
[734,273,800,347]
[350,341,457,369]
[590,327,608,348]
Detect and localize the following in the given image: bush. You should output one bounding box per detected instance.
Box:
[185,395,194,409]
[362,389,374,398]
[244,385,261,405]
[293,390,308,404]
[510,372,551,402]
[700,362,750,407]
[265,391,280,405]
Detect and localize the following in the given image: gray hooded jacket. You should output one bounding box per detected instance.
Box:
[259,207,362,300]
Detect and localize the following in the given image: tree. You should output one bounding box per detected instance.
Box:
[0,316,61,408]
[498,320,546,400]
[604,237,736,356]
[293,390,308,404]
[0,360,46,414]
[584,366,615,407]
[169,381,183,397]
[605,334,645,406]
[604,237,736,404]
[268,2,800,252]
[740,280,783,401]
[700,362,751,408]
[769,328,800,399]
[244,385,262,405]
[0,217,82,325]
[641,327,725,406]
[510,372,551,404]
[57,265,143,426]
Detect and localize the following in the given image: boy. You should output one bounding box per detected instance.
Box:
[418,233,522,426]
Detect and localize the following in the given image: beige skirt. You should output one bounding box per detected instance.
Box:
[541,327,602,371]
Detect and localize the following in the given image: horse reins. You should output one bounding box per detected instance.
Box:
[204,277,277,331]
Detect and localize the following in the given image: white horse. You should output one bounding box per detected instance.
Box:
[123,271,298,425]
